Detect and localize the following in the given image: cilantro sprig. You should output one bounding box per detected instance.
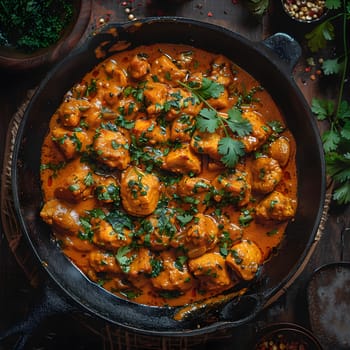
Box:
[306,0,350,205]
[178,78,252,167]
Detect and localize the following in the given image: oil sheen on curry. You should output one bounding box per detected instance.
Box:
[40,43,297,307]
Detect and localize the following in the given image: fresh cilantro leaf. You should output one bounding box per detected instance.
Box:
[333,182,350,204]
[341,122,350,139]
[338,100,350,120]
[196,108,220,132]
[326,152,350,180]
[325,0,341,9]
[245,0,269,16]
[197,78,225,99]
[305,21,335,52]
[115,246,134,273]
[322,129,340,152]
[218,137,245,167]
[226,108,252,137]
[322,58,343,75]
[106,210,134,232]
[176,214,193,227]
[311,98,335,120]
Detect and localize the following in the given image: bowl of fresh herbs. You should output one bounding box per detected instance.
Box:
[0,0,92,70]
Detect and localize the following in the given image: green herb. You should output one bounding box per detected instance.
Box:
[40,161,66,177]
[0,0,73,52]
[179,78,252,167]
[306,0,350,204]
[243,0,270,17]
[150,258,163,277]
[115,246,134,273]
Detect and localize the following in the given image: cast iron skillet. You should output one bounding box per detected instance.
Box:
[10,18,326,336]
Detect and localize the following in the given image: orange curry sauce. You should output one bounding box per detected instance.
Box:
[40,44,297,307]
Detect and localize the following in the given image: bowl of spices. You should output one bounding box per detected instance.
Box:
[0,0,92,70]
[254,323,323,350]
[281,0,327,23]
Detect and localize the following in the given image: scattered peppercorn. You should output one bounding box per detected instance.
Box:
[282,0,326,22]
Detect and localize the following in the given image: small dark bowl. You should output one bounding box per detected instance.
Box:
[281,0,327,24]
[254,323,323,349]
[0,0,92,70]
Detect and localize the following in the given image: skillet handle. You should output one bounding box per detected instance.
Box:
[0,279,77,350]
[262,32,302,71]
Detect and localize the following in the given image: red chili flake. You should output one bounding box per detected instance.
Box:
[48,176,53,187]
[207,11,213,17]
[304,66,311,72]
[92,70,99,77]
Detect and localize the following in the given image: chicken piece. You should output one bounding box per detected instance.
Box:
[93,128,130,170]
[151,251,193,292]
[190,129,223,161]
[89,251,122,274]
[143,81,169,115]
[210,55,235,87]
[162,144,202,175]
[127,54,151,80]
[150,55,186,85]
[102,81,123,107]
[54,159,92,203]
[188,252,232,290]
[91,218,132,250]
[40,199,80,235]
[51,127,88,160]
[128,247,153,277]
[226,240,263,281]
[102,59,128,86]
[93,176,120,204]
[240,110,272,153]
[117,96,140,118]
[132,118,170,145]
[217,215,243,244]
[170,114,195,142]
[177,176,211,197]
[251,157,282,194]
[121,166,160,217]
[207,88,230,110]
[166,88,203,120]
[268,136,291,167]
[212,169,251,207]
[56,98,91,127]
[185,214,219,259]
[140,211,176,251]
[255,191,296,222]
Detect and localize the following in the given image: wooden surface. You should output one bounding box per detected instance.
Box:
[0,1,349,349]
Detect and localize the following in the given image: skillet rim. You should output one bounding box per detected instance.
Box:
[10,16,326,336]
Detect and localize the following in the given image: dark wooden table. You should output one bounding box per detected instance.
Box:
[1,1,349,349]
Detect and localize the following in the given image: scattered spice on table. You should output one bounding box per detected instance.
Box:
[0,0,73,52]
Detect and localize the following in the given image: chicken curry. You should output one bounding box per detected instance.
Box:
[40,43,297,307]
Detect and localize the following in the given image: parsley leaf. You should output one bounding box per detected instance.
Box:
[311,98,335,121]
[322,58,343,75]
[226,108,252,137]
[325,0,341,9]
[218,137,245,167]
[305,21,335,52]
[115,246,134,273]
[196,77,225,99]
[196,108,220,132]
